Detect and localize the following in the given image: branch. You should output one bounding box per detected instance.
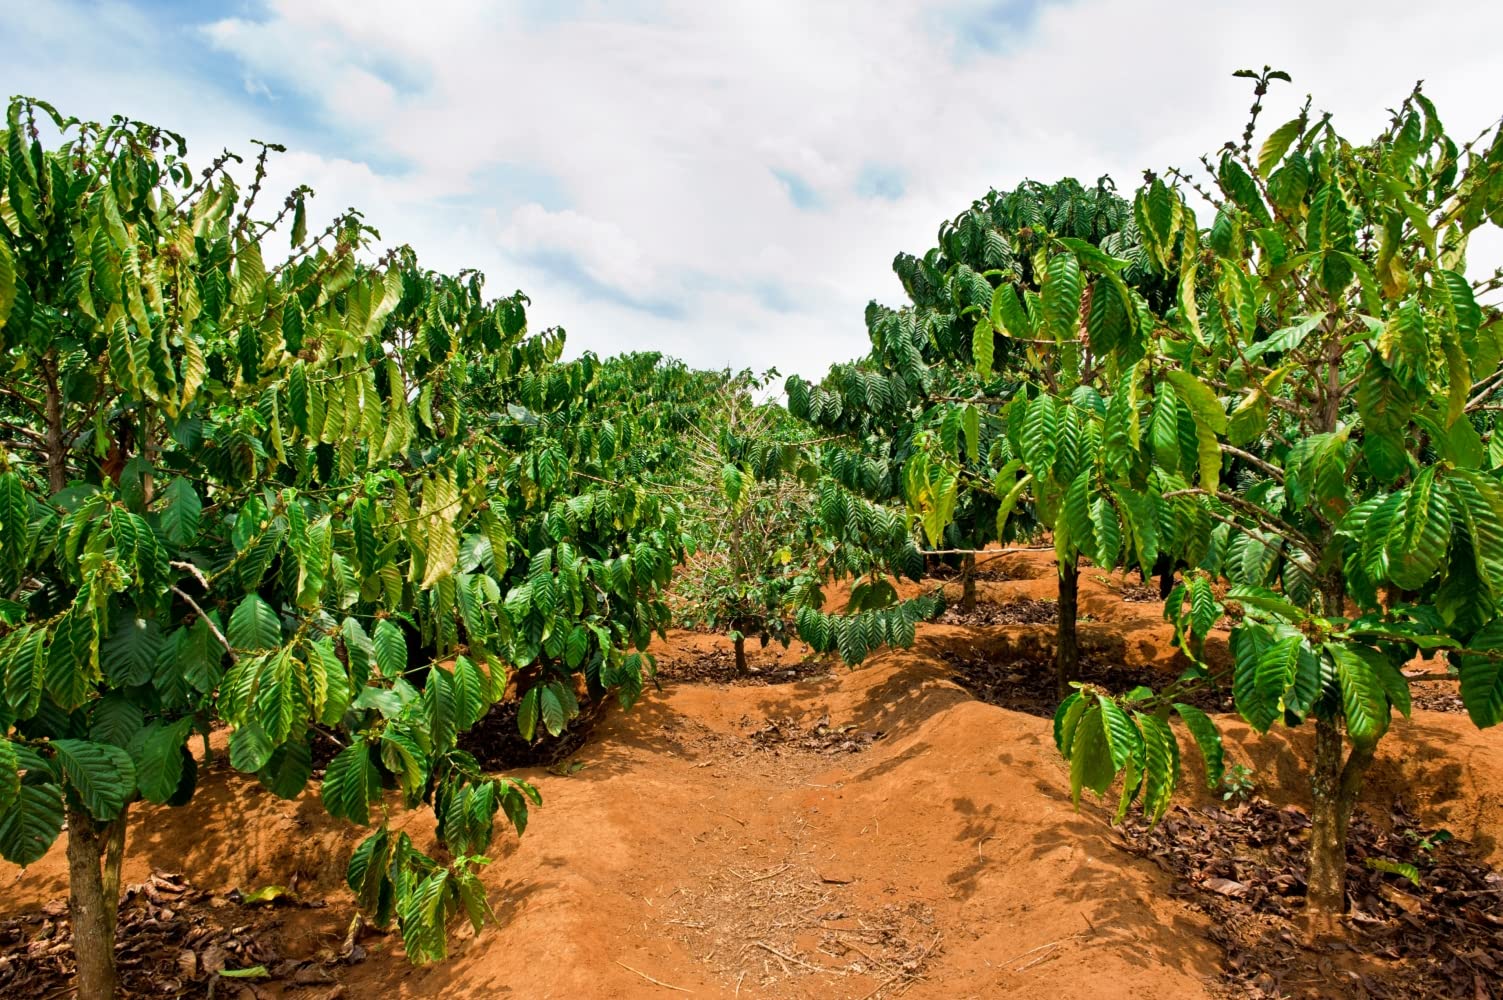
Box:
[171,585,237,663]
[1219,444,1284,482]
[918,545,1055,555]
[1466,366,1503,412]
[1162,488,1319,557]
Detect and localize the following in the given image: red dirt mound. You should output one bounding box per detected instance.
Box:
[3,549,1499,998]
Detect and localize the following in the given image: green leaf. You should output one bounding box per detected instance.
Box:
[1366,857,1421,887]
[1042,253,1082,343]
[1329,644,1390,746]
[1173,703,1224,789]
[228,594,281,652]
[1239,635,1300,733]
[257,737,313,799]
[220,965,270,980]
[0,238,16,332]
[1053,691,1086,755]
[1244,313,1325,360]
[160,478,202,547]
[372,618,407,678]
[1136,712,1179,822]
[1384,469,1451,590]
[972,315,994,378]
[323,741,379,825]
[1162,371,1228,435]
[540,683,568,737]
[47,596,100,711]
[1258,116,1306,177]
[424,665,458,751]
[0,782,65,866]
[89,694,144,748]
[1461,619,1503,727]
[991,283,1032,340]
[1097,695,1141,771]
[452,656,488,729]
[380,728,427,793]
[133,719,194,804]
[517,686,540,742]
[1068,705,1115,804]
[229,722,275,773]
[52,739,135,822]
[0,740,17,812]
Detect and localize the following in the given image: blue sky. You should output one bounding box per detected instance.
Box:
[7,0,1503,377]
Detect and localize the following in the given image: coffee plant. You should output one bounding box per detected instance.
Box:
[1045,70,1503,928]
[0,98,672,998]
[667,368,823,671]
[791,177,1202,693]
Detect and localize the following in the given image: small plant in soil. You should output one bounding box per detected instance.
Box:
[1221,763,1256,804]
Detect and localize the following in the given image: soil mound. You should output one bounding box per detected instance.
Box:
[3,549,1499,998]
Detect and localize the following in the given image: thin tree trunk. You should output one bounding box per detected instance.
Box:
[101,811,127,942]
[1306,717,1346,928]
[733,633,748,673]
[1305,570,1375,936]
[42,355,67,495]
[960,553,977,612]
[1056,557,1080,698]
[65,805,119,1000]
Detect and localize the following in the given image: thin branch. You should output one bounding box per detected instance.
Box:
[615,961,693,993]
[1164,487,1317,549]
[1466,366,1503,412]
[171,585,237,663]
[1219,444,1284,482]
[917,545,1055,555]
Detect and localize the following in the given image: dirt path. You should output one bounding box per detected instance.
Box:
[3,551,1500,998]
[330,646,1219,999]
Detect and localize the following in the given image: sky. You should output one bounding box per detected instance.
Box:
[7,0,1503,380]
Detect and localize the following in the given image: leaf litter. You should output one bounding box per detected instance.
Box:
[1116,798,1503,999]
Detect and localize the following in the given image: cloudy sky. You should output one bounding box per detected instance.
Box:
[8,1,1503,378]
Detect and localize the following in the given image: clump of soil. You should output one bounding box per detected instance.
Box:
[1119,581,1163,603]
[459,697,607,770]
[743,714,885,756]
[938,598,1058,627]
[940,649,1233,718]
[657,648,834,686]
[1410,681,1465,714]
[0,871,355,999]
[1117,799,1503,999]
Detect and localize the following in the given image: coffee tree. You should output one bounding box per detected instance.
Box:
[0,98,671,998]
[792,178,1204,692]
[454,348,688,738]
[1052,71,1503,928]
[668,369,823,671]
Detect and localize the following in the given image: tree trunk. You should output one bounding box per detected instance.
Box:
[733,634,748,673]
[1056,557,1080,698]
[42,354,67,495]
[65,805,120,1000]
[1306,714,1376,936]
[1159,563,1176,600]
[960,553,977,612]
[1306,718,1346,928]
[101,813,127,942]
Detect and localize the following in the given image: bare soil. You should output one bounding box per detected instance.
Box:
[2,549,1497,999]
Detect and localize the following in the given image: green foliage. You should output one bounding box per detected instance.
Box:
[1030,73,1503,911]
[0,98,681,974]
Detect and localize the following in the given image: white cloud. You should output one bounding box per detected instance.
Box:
[497,205,662,303]
[9,0,1503,376]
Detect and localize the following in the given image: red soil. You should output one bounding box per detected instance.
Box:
[3,550,1498,998]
